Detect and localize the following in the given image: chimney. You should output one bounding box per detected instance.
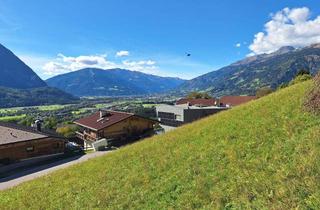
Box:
[34,120,42,132]
[99,110,107,119]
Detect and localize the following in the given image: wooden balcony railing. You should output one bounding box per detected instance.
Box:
[76,131,97,142]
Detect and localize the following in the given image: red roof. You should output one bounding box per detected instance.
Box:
[74,111,134,131]
[176,98,217,106]
[219,96,257,106]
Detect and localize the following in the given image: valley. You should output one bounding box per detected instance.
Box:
[0,95,177,133]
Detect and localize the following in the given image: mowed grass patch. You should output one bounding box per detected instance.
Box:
[1,81,320,209]
[0,114,26,122]
[36,104,68,111]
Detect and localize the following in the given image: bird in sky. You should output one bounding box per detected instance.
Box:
[186,52,191,57]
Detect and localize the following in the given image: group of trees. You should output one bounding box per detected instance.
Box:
[186,91,212,99]
[56,124,80,138]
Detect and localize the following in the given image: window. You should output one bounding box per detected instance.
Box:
[175,114,182,120]
[158,112,175,120]
[26,146,34,152]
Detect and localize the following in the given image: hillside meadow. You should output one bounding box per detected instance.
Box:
[0,81,320,209]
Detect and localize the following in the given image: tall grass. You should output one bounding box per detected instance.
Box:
[1,81,320,209]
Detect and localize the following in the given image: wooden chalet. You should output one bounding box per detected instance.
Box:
[74,110,158,149]
[0,122,66,164]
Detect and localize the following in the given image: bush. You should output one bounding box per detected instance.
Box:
[56,125,79,138]
[297,69,311,76]
[256,87,273,98]
[187,91,212,99]
[289,74,312,86]
[304,72,320,115]
[278,83,288,90]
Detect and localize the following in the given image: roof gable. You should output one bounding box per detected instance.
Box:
[176,98,217,106]
[0,122,65,146]
[0,123,48,146]
[219,96,257,106]
[74,111,134,131]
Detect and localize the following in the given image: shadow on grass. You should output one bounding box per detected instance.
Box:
[0,153,84,182]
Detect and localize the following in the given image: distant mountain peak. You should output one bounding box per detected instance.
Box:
[46,68,186,97]
[310,43,320,49]
[0,43,47,89]
[178,42,320,96]
[231,46,296,66]
[272,46,295,55]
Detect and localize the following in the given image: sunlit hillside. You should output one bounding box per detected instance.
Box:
[1,81,319,209]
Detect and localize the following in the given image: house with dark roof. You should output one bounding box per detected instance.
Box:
[156,96,256,132]
[219,96,257,107]
[0,122,66,164]
[74,110,158,150]
[156,104,228,132]
[176,98,217,107]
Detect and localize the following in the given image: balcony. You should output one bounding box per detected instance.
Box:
[76,131,97,142]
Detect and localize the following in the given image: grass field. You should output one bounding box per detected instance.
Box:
[0,107,22,114]
[0,81,320,209]
[0,104,68,113]
[36,104,68,111]
[0,114,26,122]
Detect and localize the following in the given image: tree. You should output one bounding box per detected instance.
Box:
[44,117,58,129]
[56,125,79,138]
[289,74,312,86]
[19,116,36,127]
[256,87,273,98]
[187,91,212,99]
[297,69,310,76]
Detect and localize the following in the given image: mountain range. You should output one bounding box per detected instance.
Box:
[178,44,320,96]
[2,42,320,107]
[0,44,46,89]
[0,44,77,108]
[46,68,185,97]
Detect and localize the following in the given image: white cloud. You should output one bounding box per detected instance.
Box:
[122,60,157,73]
[235,43,241,48]
[18,54,52,78]
[42,53,158,76]
[116,50,130,57]
[249,7,320,55]
[43,54,118,76]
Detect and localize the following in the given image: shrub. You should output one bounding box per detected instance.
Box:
[297,69,311,76]
[187,91,212,99]
[256,87,273,98]
[278,83,288,90]
[56,125,79,138]
[304,72,320,115]
[289,74,312,86]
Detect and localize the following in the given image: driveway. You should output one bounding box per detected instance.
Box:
[0,151,110,191]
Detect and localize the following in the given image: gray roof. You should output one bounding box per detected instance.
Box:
[0,122,64,146]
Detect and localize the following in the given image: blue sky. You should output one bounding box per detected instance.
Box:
[1,0,320,79]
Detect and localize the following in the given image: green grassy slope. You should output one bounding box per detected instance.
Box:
[1,81,320,209]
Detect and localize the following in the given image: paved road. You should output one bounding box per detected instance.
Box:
[0,151,110,191]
